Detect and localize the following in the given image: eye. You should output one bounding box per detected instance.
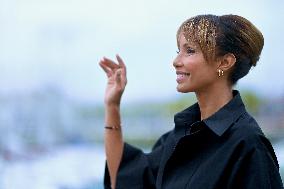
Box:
[176,50,180,54]
[186,47,195,54]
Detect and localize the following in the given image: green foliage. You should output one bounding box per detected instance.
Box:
[121,91,264,117]
[95,90,263,118]
[75,104,104,118]
[125,138,158,149]
[241,90,263,115]
[162,91,264,116]
[163,94,196,115]
[119,94,196,117]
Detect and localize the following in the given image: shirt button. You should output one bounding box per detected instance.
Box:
[189,121,204,134]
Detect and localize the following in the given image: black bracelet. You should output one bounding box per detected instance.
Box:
[105,125,121,130]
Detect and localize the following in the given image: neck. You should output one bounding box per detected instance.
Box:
[195,84,233,120]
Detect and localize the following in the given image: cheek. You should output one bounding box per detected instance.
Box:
[184,59,197,71]
[185,62,202,74]
[184,56,205,71]
[189,65,216,83]
[200,68,218,82]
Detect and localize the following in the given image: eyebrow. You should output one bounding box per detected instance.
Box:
[178,40,197,50]
[182,43,190,48]
[182,43,195,49]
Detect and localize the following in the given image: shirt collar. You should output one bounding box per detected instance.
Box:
[174,102,200,126]
[174,90,247,136]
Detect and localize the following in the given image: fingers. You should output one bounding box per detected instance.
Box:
[116,55,126,69]
[99,55,127,81]
[101,57,120,69]
[116,54,127,85]
[114,69,125,93]
[99,56,120,77]
[99,61,113,77]
[99,56,120,75]
[100,55,125,70]
[115,69,122,84]
[115,68,127,87]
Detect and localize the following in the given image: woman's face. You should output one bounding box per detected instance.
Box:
[173,33,219,93]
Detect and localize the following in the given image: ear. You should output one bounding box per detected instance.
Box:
[218,53,236,71]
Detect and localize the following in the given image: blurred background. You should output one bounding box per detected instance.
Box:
[0,0,283,188]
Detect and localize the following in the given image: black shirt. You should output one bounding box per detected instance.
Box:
[104,90,283,189]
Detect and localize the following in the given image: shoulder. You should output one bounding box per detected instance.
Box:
[229,111,265,143]
[152,130,173,150]
[224,111,273,153]
[226,111,279,164]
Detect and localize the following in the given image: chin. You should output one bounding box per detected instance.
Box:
[176,85,192,93]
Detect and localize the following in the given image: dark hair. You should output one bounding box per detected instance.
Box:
[177,14,264,85]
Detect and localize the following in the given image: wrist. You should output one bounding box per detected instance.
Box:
[104,96,122,107]
[105,103,121,128]
[105,104,121,121]
[105,103,120,109]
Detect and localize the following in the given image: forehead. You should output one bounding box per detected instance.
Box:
[177,33,199,48]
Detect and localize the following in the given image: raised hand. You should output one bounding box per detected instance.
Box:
[99,54,127,106]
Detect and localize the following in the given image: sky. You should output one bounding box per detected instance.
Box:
[0,0,284,103]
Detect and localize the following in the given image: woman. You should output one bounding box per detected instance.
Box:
[99,14,283,189]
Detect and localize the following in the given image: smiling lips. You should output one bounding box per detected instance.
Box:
[176,71,190,83]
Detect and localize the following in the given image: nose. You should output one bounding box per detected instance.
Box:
[173,55,183,68]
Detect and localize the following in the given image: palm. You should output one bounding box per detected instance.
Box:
[105,75,121,104]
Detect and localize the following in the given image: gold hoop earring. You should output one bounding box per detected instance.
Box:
[218,69,224,77]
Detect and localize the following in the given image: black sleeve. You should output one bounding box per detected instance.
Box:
[228,136,284,189]
[104,131,171,189]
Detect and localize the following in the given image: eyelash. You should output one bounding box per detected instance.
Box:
[186,48,195,54]
[176,48,195,55]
